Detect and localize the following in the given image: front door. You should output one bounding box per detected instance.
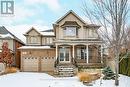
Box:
[59,47,70,63]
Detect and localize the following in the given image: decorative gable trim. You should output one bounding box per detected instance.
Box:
[61,21,81,28]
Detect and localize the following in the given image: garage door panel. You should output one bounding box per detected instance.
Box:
[41,57,55,71]
[23,57,39,72]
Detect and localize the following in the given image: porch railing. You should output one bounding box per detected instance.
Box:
[54,57,77,67]
[72,57,78,67]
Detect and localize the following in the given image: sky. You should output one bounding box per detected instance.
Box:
[0,0,130,43]
[0,0,93,42]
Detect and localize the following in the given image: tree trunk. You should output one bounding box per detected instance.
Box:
[115,46,119,86]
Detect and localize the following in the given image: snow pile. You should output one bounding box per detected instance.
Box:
[0,72,130,87]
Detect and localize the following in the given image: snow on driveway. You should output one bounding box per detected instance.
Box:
[0,72,130,87]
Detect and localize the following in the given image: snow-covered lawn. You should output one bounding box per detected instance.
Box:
[0,72,130,87]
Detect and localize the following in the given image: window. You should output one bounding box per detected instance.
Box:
[64,26,77,36]
[30,36,37,43]
[89,47,93,59]
[88,29,98,38]
[46,38,53,44]
[76,46,86,59]
[59,47,70,61]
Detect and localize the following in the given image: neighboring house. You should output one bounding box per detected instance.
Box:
[19,10,103,76]
[0,26,25,68]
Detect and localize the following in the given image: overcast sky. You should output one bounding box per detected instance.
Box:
[0,0,130,43]
[0,0,93,42]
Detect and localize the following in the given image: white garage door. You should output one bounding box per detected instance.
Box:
[23,57,39,72]
[41,57,55,72]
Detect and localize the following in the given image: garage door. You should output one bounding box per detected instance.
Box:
[41,57,55,72]
[22,57,55,72]
[23,57,39,72]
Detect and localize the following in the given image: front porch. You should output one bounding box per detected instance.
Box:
[55,44,103,67]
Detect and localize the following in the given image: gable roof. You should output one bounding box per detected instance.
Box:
[0,26,25,45]
[24,27,55,36]
[55,10,86,24]
[24,27,41,35]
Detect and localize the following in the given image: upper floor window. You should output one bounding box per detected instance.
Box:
[64,26,77,37]
[30,36,37,43]
[88,29,98,38]
[46,38,53,44]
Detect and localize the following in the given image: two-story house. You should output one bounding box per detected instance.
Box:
[0,26,25,68]
[19,10,103,76]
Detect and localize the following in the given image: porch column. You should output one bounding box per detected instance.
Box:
[86,44,89,63]
[100,45,103,63]
[56,45,58,59]
[72,45,75,58]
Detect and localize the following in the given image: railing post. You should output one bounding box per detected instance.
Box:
[86,44,89,63]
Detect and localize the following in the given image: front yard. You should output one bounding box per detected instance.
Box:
[0,72,130,87]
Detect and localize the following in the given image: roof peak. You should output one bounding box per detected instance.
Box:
[55,10,86,24]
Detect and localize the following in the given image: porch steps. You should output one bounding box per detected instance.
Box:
[56,64,77,77]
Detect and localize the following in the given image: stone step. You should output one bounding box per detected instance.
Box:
[59,69,74,72]
[59,68,74,70]
[57,66,74,68]
[58,71,74,73]
[56,65,76,77]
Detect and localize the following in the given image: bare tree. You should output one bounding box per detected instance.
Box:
[82,0,129,86]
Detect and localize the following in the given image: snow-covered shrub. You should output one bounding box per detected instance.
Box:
[102,66,116,80]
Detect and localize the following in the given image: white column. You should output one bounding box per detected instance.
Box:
[72,45,75,58]
[86,44,89,63]
[56,45,58,60]
[100,45,103,63]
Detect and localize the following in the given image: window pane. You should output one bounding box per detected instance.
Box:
[65,49,69,61]
[60,53,64,61]
[31,37,37,43]
[65,27,76,36]
[59,48,64,61]
[76,47,86,59]
[77,48,81,59]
